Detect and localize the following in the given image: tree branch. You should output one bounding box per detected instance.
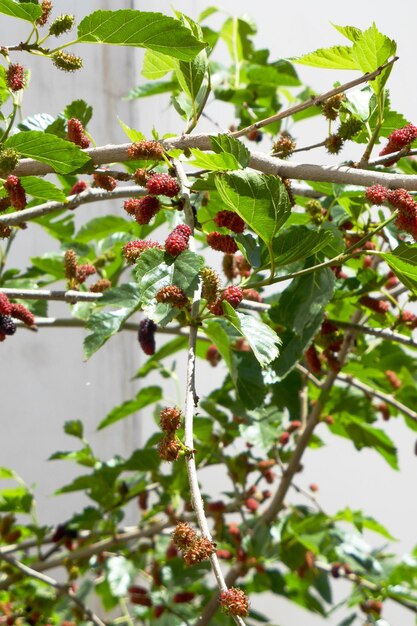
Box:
[0,186,146,226]
[336,372,417,424]
[0,288,103,303]
[174,158,246,626]
[329,318,417,350]
[231,57,398,138]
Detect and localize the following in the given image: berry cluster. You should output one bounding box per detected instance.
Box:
[147,173,179,197]
[122,240,162,264]
[220,587,249,617]
[207,232,238,254]
[165,224,191,256]
[92,172,117,192]
[127,140,164,161]
[67,118,90,149]
[214,210,246,233]
[208,286,243,316]
[138,318,157,355]
[130,195,160,225]
[6,64,25,92]
[172,522,215,566]
[70,180,88,195]
[159,407,182,432]
[359,295,390,315]
[379,123,417,164]
[157,435,182,462]
[4,175,26,210]
[64,249,96,289]
[0,293,35,342]
[155,285,189,308]
[365,184,388,205]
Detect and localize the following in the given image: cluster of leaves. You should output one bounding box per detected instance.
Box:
[1,4,417,626]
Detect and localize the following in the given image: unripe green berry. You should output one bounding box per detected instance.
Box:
[0,148,19,176]
[49,14,75,36]
[52,51,83,72]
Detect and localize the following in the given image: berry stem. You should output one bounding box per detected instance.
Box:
[0,102,18,143]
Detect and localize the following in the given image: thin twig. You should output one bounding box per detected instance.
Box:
[173,158,246,626]
[231,57,398,138]
[0,186,146,226]
[0,288,103,303]
[336,372,417,424]
[0,553,107,626]
[329,318,417,350]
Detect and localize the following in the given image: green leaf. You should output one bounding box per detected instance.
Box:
[123,448,160,472]
[176,51,207,103]
[0,0,41,22]
[135,335,188,377]
[64,99,93,127]
[351,23,396,93]
[64,419,84,439]
[293,45,359,70]
[125,80,178,100]
[20,176,67,202]
[210,134,250,168]
[77,10,206,61]
[141,50,177,79]
[220,17,255,62]
[135,248,204,321]
[223,303,280,367]
[267,226,335,268]
[271,268,335,379]
[331,23,362,42]
[382,243,417,294]
[333,508,396,540]
[75,216,134,243]
[5,131,91,174]
[188,148,240,171]
[0,467,16,479]
[0,487,33,513]
[215,171,291,255]
[98,386,162,430]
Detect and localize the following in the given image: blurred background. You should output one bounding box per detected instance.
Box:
[1,1,416,623]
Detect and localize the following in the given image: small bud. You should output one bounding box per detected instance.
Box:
[384,369,401,390]
[89,278,111,293]
[279,432,290,446]
[325,134,344,154]
[206,344,221,366]
[272,132,296,158]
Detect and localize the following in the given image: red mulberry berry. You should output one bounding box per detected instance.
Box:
[236,254,251,278]
[165,224,191,257]
[365,185,388,205]
[69,180,87,195]
[6,64,24,91]
[160,407,182,432]
[138,318,156,355]
[288,421,302,433]
[207,232,238,254]
[158,435,181,462]
[378,402,391,421]
[206,344,221,366]
[222,285,243,309]
[183,537,215,566]
[0,315,16,336]
[246,129,262,142]
[0,293,12,316]
[359,296,390,314]
[67,118,90,149]
[153,606,165,618]
[279,432,290,446]
[122,240,162,264]
[123,198,140,216]
[385,369,401,390]
[387,188,417,211]
[127,140,164,161]
[146,173,179,198]
[75,264,96,284]
[4,175,26,210]
[156,285,189,308]
[10,303,35,328]
[220,587,249,617]
[242,288,262,302]
[93,173,117,192]
[172,523,197,550]
[89,279,111,293]
[214,210,246,234]
[245,498,259,512]
[37,0,52,26]
[380,124,417,162]
[0,198,11,213]
[399,310,417,328]
[305,345,322,373]
[134,195,160,225]
[173,592,195,603]
[133,168,151,186]
[216,549,233,560]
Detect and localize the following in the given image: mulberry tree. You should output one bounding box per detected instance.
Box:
[1,4,417,626]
